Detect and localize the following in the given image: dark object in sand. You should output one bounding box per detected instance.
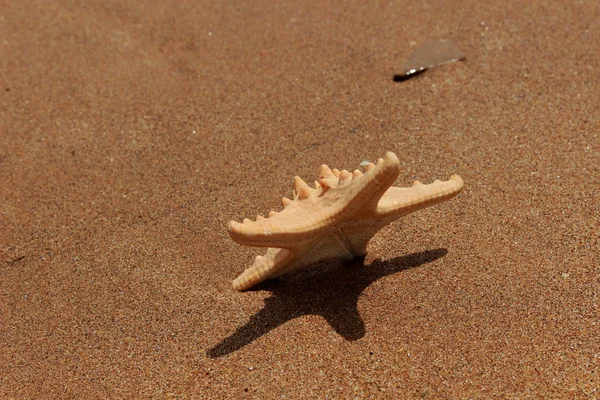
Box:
[393,40,465,82]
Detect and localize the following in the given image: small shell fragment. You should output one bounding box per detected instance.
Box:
[394,40,465,82]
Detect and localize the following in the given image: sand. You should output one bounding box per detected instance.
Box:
[1,1,599,398]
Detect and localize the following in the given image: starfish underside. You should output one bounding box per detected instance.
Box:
[228,151,464,291]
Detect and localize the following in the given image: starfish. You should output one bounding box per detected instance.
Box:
[228,151,463,291]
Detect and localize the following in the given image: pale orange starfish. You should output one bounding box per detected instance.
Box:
[228,151,463,291]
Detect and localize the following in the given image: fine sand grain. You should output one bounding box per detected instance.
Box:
[1,1,599,398]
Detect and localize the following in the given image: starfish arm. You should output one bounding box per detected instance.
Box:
[339,151,400,217]
[227,152,400,248]
[334,176,464,256]
[232,247,296,291]
[372,174,464,218]
[233,234,357,291]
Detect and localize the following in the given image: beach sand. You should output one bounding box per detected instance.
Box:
[1,1,598,398]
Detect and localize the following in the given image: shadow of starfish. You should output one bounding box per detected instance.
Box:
[206,249,447,358]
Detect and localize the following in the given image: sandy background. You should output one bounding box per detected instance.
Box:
[1,0,599,398]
